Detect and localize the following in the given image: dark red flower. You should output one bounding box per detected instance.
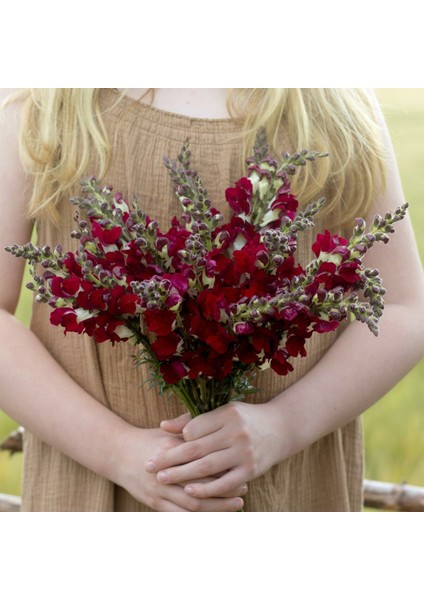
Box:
[312,230,348,258]
[200,321,236,354]
[236,342,259,364]
[312,319,339,333]
[50,274,81,298]
[144,309,176,336]
[151,332,181,361]
[91,220,123,245]
[160,360,188,384]
[197,287,240,321]
[337,261,360,284]
[251,327,278,355]
[270,192,299,220]
[76,286,107,311]
[276,256,304,280]
[285,335,307,357]
[50,308,84,333]
[270,350,294,376]
[187,352,210,379]
[233,235,266,277]
[62,252,83,277]
[162,272,190,295]
[225,177,253,216]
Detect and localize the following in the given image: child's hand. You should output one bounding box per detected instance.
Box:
[145,402,291,499]
[114,425,247,511]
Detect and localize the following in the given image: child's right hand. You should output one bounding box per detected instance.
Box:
[113,426,247,511]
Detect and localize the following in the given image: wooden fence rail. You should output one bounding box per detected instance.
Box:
[2,428,424,512]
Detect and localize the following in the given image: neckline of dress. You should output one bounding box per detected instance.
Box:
[103,88,242,132]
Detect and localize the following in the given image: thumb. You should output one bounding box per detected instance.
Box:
[160,412,192,434]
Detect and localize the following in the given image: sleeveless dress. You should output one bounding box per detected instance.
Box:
[21,88,364,511]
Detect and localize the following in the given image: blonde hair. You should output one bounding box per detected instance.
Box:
[1,88,386,230]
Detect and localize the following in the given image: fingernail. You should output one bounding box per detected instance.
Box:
[157,471,169,483]
[241,484,248,493]
[233,498,243,510]
[145,460,156,472]
[185,485,194,495]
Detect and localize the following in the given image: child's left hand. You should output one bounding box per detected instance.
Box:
[144,401,298,498]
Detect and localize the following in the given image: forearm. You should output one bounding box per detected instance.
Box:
[0,309,133,481]
[268,302,424,458]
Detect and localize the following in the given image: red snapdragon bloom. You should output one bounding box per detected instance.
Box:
[270,192,299,220]
[50,274,81,298]
[160,360,188,384]
[225,177,253,216]
[91,220,123,245]
[312,230,348,258]
[50,307,84,333]
[270,349,294,376]
[151,332,182,361]
[144,309,176,336]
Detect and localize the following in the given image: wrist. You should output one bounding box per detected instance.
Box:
[265,387,320,464]
[107,422,143,487]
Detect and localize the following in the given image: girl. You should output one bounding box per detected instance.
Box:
[0,88,423,511]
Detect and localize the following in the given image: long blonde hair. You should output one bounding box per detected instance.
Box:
[1,88,386,230]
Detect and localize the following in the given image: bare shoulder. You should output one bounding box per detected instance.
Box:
[0,87,25,101]
[0,89,34,313]
[0,87,32,226]
[0,87,29,115]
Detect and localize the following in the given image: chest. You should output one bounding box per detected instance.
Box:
[119,88,231,119]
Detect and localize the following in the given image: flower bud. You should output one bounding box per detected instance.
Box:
[155,237,168,252]
[135,237,148,247]
[147,220,159,232]
[181,197,193,208]
[234,322,255,335]
[255,250,269,268]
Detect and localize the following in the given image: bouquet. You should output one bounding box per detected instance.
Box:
[6,128,408,421]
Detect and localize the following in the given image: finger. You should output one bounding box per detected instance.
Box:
[160,412,192,434]
[184,468,247,498]
[145,429,229,473]
[162,484,243,512]
[181,404,230,441]
[153,498,189,512]
[156,448,236,485]
[180,478,248,499]
[183,496,244,512]
[205,482,248,498]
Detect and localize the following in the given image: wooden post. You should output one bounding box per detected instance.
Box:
[363,479,424,511]
[0,427,23,454]
[0,493,21,512]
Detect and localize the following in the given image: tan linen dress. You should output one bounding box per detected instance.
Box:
[22,88,363,511]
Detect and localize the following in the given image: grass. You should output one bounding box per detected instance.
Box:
[1,89,423,499]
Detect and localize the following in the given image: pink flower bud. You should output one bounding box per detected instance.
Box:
[234,322,255,335]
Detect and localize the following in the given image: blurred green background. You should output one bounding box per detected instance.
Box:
[1,89,423,499]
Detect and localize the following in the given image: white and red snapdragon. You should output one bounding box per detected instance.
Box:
[6,129,408,416]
